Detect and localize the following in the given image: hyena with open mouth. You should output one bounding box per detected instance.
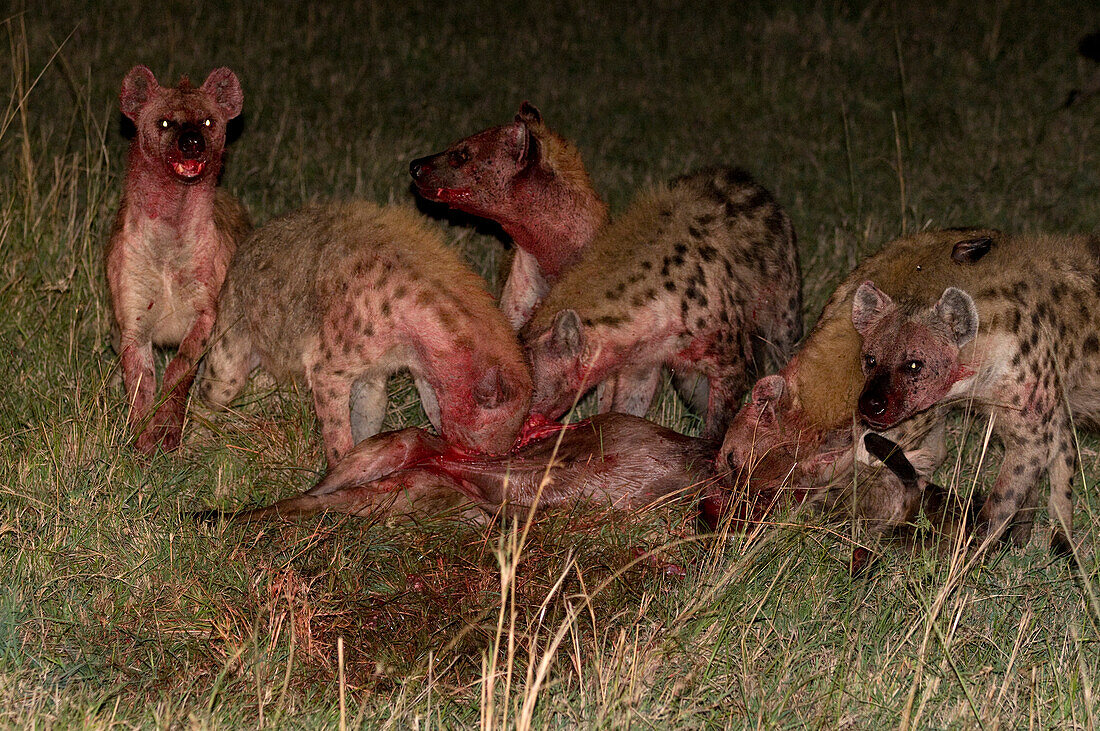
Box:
[106,65,250,454]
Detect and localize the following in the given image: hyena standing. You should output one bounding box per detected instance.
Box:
[106,65,249,454]
[852,267,1100,553]
[197,201,532,469]
[409,102,607,328]
[521,167,803,438]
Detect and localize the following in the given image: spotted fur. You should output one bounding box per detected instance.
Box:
[720,228,1100,551]
[522,167,802,437]
[197,201,532,469]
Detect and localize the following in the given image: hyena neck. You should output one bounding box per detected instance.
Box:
[502,183,607,280]
[787,354,861,436]
[123,145,220,227]
[786,312,864,435]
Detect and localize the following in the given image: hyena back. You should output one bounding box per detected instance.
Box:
[198,201,532,468]
[410,102,607,328]
[522,166,802,437]
[106,65,249,454]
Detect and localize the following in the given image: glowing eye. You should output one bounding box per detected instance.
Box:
[905,360,924,374]
[158,119,170,129]
[863,354,876,370]
[202,118,213,127]
[448,149,470,167]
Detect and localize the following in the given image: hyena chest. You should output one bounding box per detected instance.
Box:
[128,217,219,345]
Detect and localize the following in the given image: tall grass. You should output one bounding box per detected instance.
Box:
[1,0,1099,726]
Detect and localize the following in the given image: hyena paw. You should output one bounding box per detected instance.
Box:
[134,408,184,454]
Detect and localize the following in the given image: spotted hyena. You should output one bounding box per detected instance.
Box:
[106,65,250,454]
[520,167,802,438]
[410,102,607,328]
[853,266,1100,553]
[197,201,532,469]
[717,228,1100,553]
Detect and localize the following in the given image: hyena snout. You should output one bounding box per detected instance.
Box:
[408,156,430,180]
[858,373,892,426]
[177,127,206,159]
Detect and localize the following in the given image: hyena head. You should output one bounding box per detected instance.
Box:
[120,65,243,185]
[717,374,801,490]
[853,281,978,429]
[409,101,552,218]
[522,309,594,419]
[447,364,532,454]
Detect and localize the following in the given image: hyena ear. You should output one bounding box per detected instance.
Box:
[512,116,542,170]
[951,236,994,264]
[473,366,513,409]
[933,287,979,348]
[201,67,244,119]
[852,281,895,336]
[549,309,584,359]
[120,65,159,119]
[751,374,785,407]
[515,101,543,126]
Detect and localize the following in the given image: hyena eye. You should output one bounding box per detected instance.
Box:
[448,149,470,167]
[904,360,923,374]
[202,118,214,128]
[158,119,170,129]
[863,354,876,370]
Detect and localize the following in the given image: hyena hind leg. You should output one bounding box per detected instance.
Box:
[350,375,388,445]
[672,370,710,416]
[414,375,442,431]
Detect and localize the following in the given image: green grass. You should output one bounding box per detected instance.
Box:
[3,0,1100,726]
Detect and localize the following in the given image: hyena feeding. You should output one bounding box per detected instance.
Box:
[197,201,532,469]
[715,229,1100,552]
[852,254,1100,553]
[410,102,607,328]
[412,106,802,430]
[105,65,249,454]
[522,167,803,437]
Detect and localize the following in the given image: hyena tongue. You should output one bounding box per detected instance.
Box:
[173,160,205,178]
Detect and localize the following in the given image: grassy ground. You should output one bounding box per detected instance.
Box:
[3,0,1100,726]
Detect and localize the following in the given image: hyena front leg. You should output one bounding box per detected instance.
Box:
[978,412,1050,546]
[414,375,442,430]
[704,363,748,439]
[310,370,355,469]
[198,319,255,407]
[598,365,662,417]
[119,335,157,445]
[140,306,217,452]
[1042,407,1076,555]
[500,249,548,329]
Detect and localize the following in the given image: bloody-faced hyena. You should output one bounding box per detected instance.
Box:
[197,201,532,469]
[521,167,802,438]
[106,65,250,454]
[410,102,607,328]
[853,281,979,428]
[852,261,1100,553]
[717,228,1100,552]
